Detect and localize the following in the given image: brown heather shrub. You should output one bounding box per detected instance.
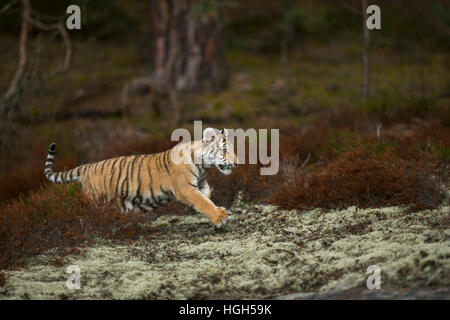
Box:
[269,148,444,211]
[395,125,450,162]
[209,163,281,207]
[0,185,152,271]
[0,133,78,203]
[0,155,76,204]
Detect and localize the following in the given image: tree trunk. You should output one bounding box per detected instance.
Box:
[1,0,30,118]
[362,0,370,102]
[150,0,228,92]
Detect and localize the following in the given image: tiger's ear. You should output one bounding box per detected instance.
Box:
[219,128,229,139]
[203,127,216,143]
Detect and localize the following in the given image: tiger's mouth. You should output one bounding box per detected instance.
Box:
[218,164,234,175]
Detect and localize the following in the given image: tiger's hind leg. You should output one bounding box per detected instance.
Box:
[123,200,134,212]
[117,199,143,214]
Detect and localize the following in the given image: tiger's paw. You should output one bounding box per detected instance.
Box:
[215,207,233,228]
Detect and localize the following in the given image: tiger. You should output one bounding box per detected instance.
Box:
[44,128,239,228]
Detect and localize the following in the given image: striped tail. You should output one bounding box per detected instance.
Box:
[44,143,81,184]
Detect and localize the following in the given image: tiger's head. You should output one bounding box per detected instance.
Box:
[202,127,238,175]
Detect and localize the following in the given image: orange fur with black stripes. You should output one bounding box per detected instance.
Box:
[44,128,238,227]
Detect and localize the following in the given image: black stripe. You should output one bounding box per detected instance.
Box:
[115,157,126,197]
[109,157,120,189]
[146,157,157,203]
[136,155,144,199]
[85,165,91,176]
[93,162,100,174]
[159,153,164,171]
[149,185,156,204]
[160,186,170,196]
[163,151,171,174]
[155,153,161,171]
[127,155,139,198]
[100,160,107,174]
[121,158,132,198]
[144,198,157,209]
[102,172,108,195]
[69,170,73,181]
[87,164,94,177]
[132,195,142,206]
[89,163,96,175]
[129,155,138,179]
[188,167,198,179]
[120,160,130,198]
[81,165,87,177]
[190,146,195,164]
[188,182,199,189]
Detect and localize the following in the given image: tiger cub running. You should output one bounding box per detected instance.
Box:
[44,128,238,228]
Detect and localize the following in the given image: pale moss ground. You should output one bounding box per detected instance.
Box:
[1,203,449,300]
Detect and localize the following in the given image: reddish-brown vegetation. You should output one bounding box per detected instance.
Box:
[0,185,152,271]
[0,135,78,203]
[269,148,444,211]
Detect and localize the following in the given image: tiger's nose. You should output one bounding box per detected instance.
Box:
[227,162,237,169]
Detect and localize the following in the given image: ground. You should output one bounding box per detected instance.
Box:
[1,201,449,300]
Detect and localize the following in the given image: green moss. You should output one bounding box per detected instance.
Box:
[227,51,273,71]
[432,143,450,162]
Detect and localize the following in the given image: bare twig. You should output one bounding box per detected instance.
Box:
[2,0,30,111]
[362,0,370,101]
[342,1,359,14]
[0,0,18,15]
[312,157,325,168]
[376,122,382,140]
[1,0,72,145]
[25,14,71,76]
[299,152,311,170]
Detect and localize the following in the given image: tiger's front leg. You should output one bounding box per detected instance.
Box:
[200,181,212,199]
[177,189,231,228]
